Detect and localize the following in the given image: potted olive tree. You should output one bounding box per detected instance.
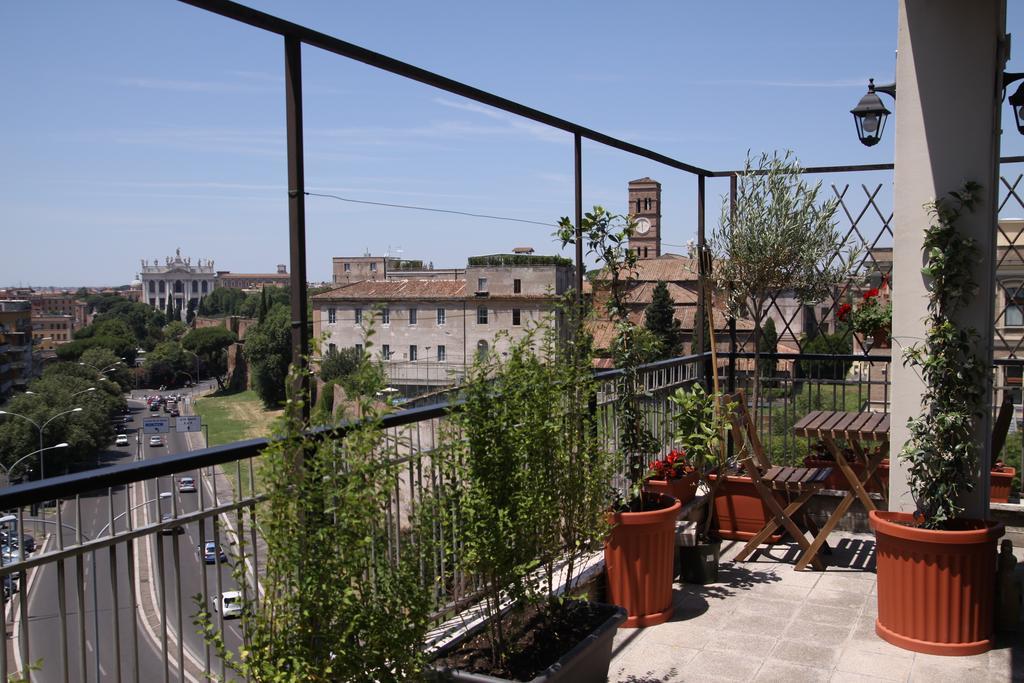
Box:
[430,302,626,681]
[869,182,1005,656]
[557,207,681,628]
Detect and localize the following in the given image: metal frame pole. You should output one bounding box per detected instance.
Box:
[574,133,584,314]
[285,35,310,420]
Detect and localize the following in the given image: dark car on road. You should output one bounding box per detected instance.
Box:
[198,541,227,564]
[159,512,184,535]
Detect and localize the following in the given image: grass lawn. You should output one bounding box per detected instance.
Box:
[195,389,283,497]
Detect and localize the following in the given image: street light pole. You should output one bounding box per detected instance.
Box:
[0,443,69,486]
[0,407,83,480]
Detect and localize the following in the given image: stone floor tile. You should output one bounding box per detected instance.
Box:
[681,650,763,681]
[717,611,791,637]
[835,649,914,681]
[612,626,651,659]
[770,638,843,668]
[805,586,870,610]
[829,672,890,683]
[734,596,802,620]
[753,659,831,683]
[783,618,853,643]
[752,582,814,602]
[640,618,714,650]
[795,602,862,628]
[910,651,991,682]
[815,573,876,594]
[609,644,698,682]
[702,632,780,658]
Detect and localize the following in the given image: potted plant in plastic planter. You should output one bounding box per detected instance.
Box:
[668,383,736,584]
[869,182,1005,656]
[430,303,625,682]
[644,449,699,507]
[557,207,681,628]
[837,280,892,350]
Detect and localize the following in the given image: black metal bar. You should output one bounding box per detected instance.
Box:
[176,0,713,177]
[285,35,310,416]
[696,175,712,387]
[574,133,583,312]
[711,155,1024,178]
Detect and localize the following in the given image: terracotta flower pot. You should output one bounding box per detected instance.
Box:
[707,474,783,543]
[991,467,1016,503]
[604,493,681,628]
[870,510,1005,656]
[643,470,699,507]
[871,326,891,349]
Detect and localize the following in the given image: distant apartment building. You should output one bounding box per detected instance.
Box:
[331,255,463,285]
[0,301,34,401]
[32,314,73,350]
[313,254,573,393]
[216,264,290,291]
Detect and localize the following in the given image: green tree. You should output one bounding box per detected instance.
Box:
[164,320,188,342]
[165,295,174,320]
[712,151,853,408]
[244,304,292,407]
[644,281,683,360]
[186,298,197,325]
[197,287,246,317]
[798,325,853,380]
[318,346,362,384]
[758,316,779,386]
[182,326,237,390]
[78,347,133,392]
[143,341,196,388]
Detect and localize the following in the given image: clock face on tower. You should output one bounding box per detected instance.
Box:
[635,218,651,235]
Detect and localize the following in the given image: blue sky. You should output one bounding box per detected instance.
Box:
[4,1,1024,286]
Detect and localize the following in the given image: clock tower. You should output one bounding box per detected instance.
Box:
[628,177,661,259]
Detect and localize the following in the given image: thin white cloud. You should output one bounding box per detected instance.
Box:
[691,78,866,88]
[432,97,568,144]
[114,77,276,93]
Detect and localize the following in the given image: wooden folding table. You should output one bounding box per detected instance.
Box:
[790,410,890,571]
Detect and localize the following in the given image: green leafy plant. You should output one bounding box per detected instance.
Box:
[712,151,855,409]
[557,207,660,501]
[900,181,987,529]
[837,284,892,337]
[438,298,614,674]
[669,383,735,541]
[644,281,684,360]
[194,329,431,681]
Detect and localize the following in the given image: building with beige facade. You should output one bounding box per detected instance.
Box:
[0,301,33,401]
[140,250,216,317]
[216,265,290,291]
[313,254,573,393]
[32,314,73,350]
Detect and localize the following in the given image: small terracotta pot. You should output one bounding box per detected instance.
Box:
[644,470,699,507]
[604,493,681,628]
[870,510,1004,656]
[871,326,891,349]
[708,474,783,543]
[990,467,1016,503]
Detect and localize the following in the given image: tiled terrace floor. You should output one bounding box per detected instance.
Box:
[609,533,1024,682]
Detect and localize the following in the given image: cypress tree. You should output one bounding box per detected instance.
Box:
[644,281,683,360]
[758,316,778,386]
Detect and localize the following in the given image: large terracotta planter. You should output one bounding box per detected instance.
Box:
[604,493,681,628]
[870,510,1005,656]
[643,470,699,507]
[708,474,783,543]
[991,467,1016,503]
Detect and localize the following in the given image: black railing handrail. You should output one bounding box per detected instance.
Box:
[177,0,713,178]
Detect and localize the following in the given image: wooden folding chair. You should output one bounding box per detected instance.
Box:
[724,391,833,571]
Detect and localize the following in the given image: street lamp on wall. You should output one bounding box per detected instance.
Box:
[854,72,1024,146]
[850,79,895,147]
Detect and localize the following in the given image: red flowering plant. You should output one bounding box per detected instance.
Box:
[837,280,892,337]
[647,449,691,481]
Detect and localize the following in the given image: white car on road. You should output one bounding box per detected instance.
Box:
[115,434,129,447]
[149,435,163,447]
[177,476,196,493]
[214,591,242,618]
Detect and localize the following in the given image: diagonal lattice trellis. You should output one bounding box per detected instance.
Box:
[733,181,893,355]
[993,173,1024,360]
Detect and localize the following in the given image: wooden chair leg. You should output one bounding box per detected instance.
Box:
[795,491,857,571]
[735,495,806,561]
[739,484,822,570]
[797,507,831,555]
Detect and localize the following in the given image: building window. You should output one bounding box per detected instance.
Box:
[477,277,488,292]
[354,307,362,324]
[636,199,641,213]
[148,281,155,293]
[408,308,417,325]
[369,262,377,272]
[644,247,649,258]
[1006,283,1024,327]
[149,298,156,307]
[381,307,390,325]
[355,343,363,356]
[159,281,165,293]
[644,197,652,211]
[409,345,417,361]
[202,280,209,293]
[159,298,165,308]
[382,344,391,360]
[344,263,351,272]
[437,307,446,325]
[437,345,446,362]
[328,343,337,353]
[328,308,337,324]
[512,309,521,326]
[476,339,489,360]
[477,306,488,325]
[191,281,198,293]
[513,278,521,294]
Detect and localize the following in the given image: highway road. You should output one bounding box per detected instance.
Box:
[12,389,246,682]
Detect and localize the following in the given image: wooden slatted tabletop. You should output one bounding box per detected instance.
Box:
[793,410,890,441]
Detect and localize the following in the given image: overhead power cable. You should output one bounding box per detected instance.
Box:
[304,191,556,228]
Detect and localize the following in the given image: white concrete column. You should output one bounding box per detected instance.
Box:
[890,0,1006,517]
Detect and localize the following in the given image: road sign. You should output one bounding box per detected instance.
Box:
[143,417,170,434]
[176,415,201,433]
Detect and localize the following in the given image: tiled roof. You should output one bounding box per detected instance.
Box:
[590,253,700,284]
[312,279,467,301]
